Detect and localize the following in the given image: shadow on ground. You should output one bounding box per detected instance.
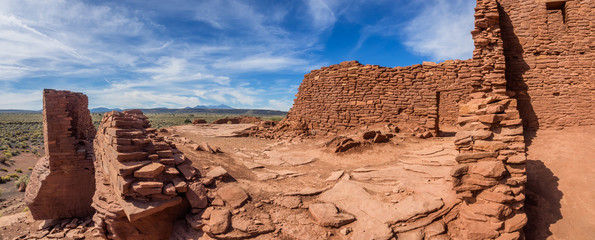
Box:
[523,159,563,240]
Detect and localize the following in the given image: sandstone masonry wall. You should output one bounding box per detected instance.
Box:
[450,1,527,239]
[92,110,206,239]
[285,60,477,134]
[500,0,595,130]
[284,0,593,134]
[25,89,96,220]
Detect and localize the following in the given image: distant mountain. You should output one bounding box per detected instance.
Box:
[137,108,285,116]
[90,107,122,113]
[0,109,41,113]
[2,106,285,116]
[192,104,234,109]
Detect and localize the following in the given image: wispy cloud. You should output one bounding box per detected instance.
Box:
[213,55,311,72]
[0,0,474,111]
[401,0,475,61]
[0,90,41,109]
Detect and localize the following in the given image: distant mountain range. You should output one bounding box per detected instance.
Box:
[90,107,122,113]
[90,104,234,113]
[1,105,286,116]
[188,104,233,109]
[0,109,41,113]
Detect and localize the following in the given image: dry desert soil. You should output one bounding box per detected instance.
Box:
[0,124,594,239]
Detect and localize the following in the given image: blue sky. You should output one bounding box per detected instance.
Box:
[0,0,475,111]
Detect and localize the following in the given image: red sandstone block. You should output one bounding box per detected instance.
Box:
[156,150,173,158]
[112,137,132,145]
[132,181,164,196]
[116,152,149,162]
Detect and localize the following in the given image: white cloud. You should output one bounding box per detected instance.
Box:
[401,0,475,61]
[307,0,336,30]
[0,90,41,109]
[193,86,261,107]
[267,99,294,111]
[213,55,310,72]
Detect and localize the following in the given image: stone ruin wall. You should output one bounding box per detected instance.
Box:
[285,59,476,135]
[280,0,595,238]
[500,0,595,130]
[450,0,527,239]
[92,110,206,239]
[25,91,210,239]
[285,0,594,134]
[25,89,96,220]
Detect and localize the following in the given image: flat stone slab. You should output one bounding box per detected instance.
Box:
[253,170,279,181]
[206,166,228,179]
[242,161,264,169]
[119,196,183,222]
[133,163,165,178]
[308,203,355,227]
[217,185,249,208]
[325,170,344,181]
[284,187,329,196]
[319,180,445,230]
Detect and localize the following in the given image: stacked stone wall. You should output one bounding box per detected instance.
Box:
[92,110,205,239]
[285,60,477,134]
[499,0,595,129]
[450,1,527,239]
[25,89,96,220]
[284,0,593,134]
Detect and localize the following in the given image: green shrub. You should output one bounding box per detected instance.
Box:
[269,117,283,122]
[28,167,33,171]
[0,176,10,183]
[15,169,22,173]
[15,174,29,188]
[184,118,192,124]
[22,207,29,212]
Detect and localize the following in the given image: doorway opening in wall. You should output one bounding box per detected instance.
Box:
[546,1,567,24]
[436,91,456,137]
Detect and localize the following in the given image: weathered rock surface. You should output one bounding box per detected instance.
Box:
[217,185,249,208]
[308,203,355,227]
[25,89,96,220]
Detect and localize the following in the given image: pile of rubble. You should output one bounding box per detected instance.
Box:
[212,116,262,124]
[91,110,208,239]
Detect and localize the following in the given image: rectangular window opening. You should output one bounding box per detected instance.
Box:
[546,1,567,24]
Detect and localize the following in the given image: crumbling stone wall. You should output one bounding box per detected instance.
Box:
[25,89,97,219]
[500,0,595,130]
[284,0,593,134]
[450,0,527,239]
[92,110,206,239]
[285,60,477,135]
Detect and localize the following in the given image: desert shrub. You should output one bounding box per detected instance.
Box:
[28,167,33,171]
[0,168,7,172]
[0,176,10,183]
[15,169,22,173]
[269,117,283,122]
[15,174,29,188]
[8,174,18,178]
[184,118,192,124]
[22,207,29,212]
[4,151,12,159]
